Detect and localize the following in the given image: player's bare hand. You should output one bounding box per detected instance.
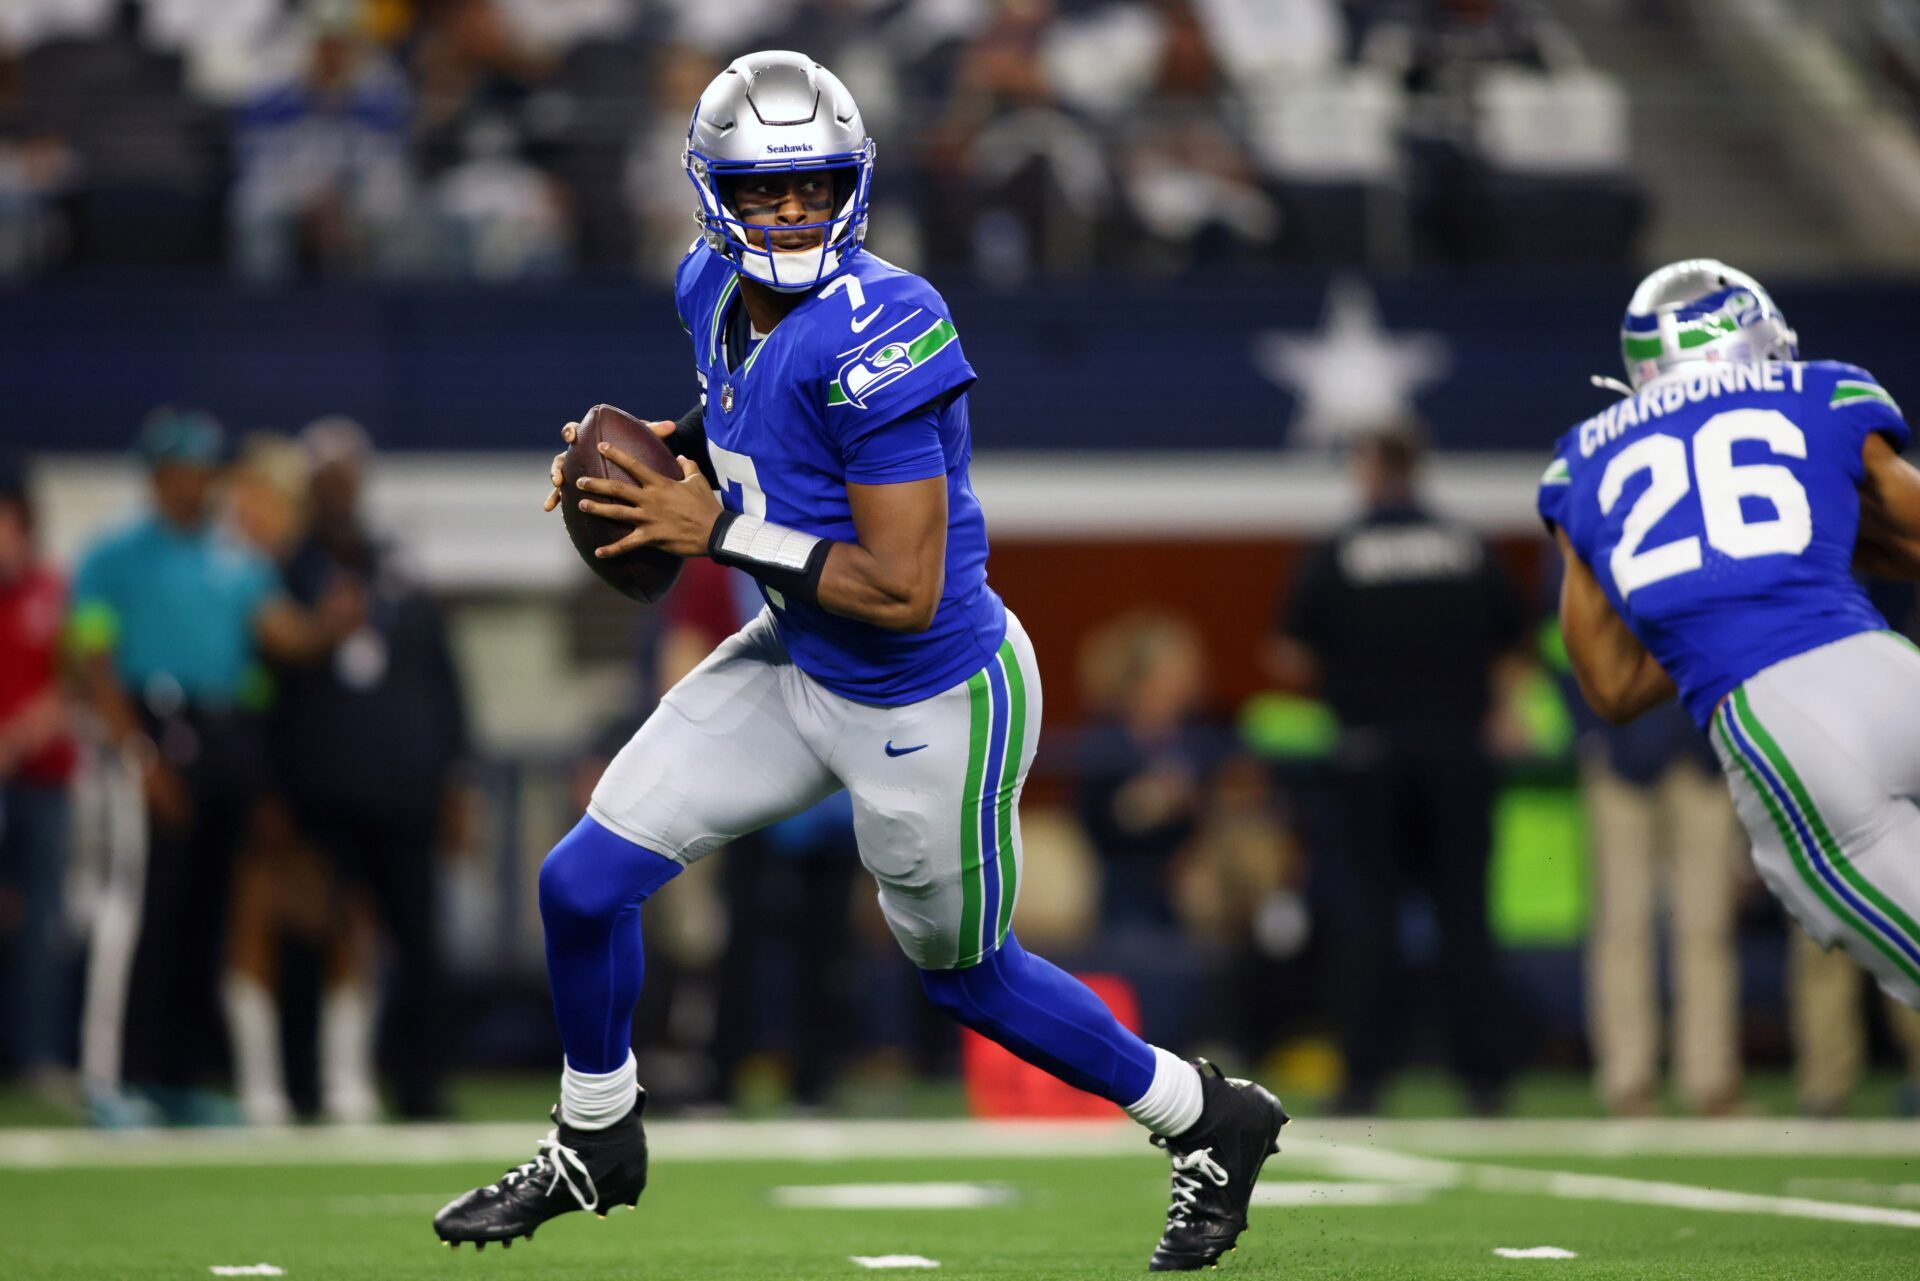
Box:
[542,422,579,512]
[577,441,720,558]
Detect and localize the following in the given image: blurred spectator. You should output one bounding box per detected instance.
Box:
[923,0,1115,281]
[1074,612,1222,933]
[1110,0,1279,273]
[431,113,571,279]
[0,41,77,278]
[230,10,414,282]
[1360,0,1568,85]
[1170,754,1308,1063]
[69,409,357,1124]
[221,432,383,1125]
[491,0,638,55]
[0,451,76,1087]
[1789,927,1920,1117]
[2,0,1644,276]
[1272,423,1527,1114]
[413,0,556,174]
[623,43,724,282]
[1577,703,1744,1116]
[259,415,472,1119]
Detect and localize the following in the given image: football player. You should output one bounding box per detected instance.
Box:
[432,51,1287,1271]
[1544,259,1920,1017]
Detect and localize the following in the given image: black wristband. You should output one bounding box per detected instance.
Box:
[667,403,716,487]
[708,510,833,607]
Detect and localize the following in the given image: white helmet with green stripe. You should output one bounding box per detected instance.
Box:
[1620,259,1798,390]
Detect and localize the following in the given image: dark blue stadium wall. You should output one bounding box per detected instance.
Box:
[5,275,1916,453]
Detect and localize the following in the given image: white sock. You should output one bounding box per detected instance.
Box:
[320,981,381,1124]
[221,973,290,1126]
[1123,1047,1205,1138]
[560,1052,638,1130]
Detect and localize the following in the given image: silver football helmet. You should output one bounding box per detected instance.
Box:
[683,50,875,292]
[1619,258,1798,390]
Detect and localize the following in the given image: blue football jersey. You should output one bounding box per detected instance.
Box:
[674,244,1007,706]
[1539,360,1910,726]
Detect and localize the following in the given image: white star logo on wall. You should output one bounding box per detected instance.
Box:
[1252,276,1451,449]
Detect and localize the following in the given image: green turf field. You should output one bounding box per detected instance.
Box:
[5,1119,1919,1279]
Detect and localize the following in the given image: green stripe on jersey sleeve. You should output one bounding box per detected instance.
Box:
[1831,380,1900,413]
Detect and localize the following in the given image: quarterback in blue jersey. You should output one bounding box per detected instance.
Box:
[433,51,1286,1270]
[1543,258,1920,1015]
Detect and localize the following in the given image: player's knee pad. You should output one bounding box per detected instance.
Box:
[538,815,682,930]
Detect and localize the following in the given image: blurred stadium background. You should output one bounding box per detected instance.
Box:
[5,0,1920,1147]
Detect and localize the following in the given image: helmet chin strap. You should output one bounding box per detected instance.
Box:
[1590,374,1636,396]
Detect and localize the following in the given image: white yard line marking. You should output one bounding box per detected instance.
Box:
[1250,1181,1434,1207]
[1785,1178,1920,1205]
[850,1256,940,1270]
[4,1116,1920,1169]
[1285,1139,1920,1231]
[208,1267,284,1276]
[772,1182,1015,1210]
[1493,1247,1578,1259]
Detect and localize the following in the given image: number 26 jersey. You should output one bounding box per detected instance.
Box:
[1538,360,1910,726]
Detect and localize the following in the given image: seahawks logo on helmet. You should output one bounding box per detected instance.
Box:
[1618,259,1798,391]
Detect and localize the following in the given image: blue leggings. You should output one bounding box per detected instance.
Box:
[539,816,682,1074]
[919,932,1155,1104]
[540,815,1156,1103]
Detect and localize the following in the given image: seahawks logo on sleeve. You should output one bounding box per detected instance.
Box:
[828,316,958,409]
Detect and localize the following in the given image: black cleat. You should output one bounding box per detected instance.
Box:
[1148,1060,1288,1272]
[433,1091,648,1248]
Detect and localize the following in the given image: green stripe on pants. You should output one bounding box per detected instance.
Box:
[994,639,1028,948]
[1720,698,1920,992]
[958,668,992,966]
[1731,688,1920,982]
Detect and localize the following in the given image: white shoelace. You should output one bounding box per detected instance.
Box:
[1164,1145,1230,1229]
[491,1130,599,1212]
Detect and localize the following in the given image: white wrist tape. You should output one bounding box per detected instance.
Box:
[713,513,823,573]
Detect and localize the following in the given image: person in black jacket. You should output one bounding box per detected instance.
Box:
[1272,423,1527,1115]
[273,417,471,1119]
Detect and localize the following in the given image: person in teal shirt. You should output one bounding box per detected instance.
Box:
[70,408,358,1124]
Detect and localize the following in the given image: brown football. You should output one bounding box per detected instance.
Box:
[560,404,684,603]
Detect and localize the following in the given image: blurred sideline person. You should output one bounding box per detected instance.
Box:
[69,410,360,1124]
[1543,260,1920,1020]
[0,452,76,1089]
[1073,614,1221,935]
[1790,927,1920,1116]
[264,417,472,1120]
[1272,423,1528,1115]
[222,434,383,1124]
[1579,704,1744,1116]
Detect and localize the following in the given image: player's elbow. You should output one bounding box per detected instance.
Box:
[878,595,939,633]
[1570,663,1637,726]
[1590,692,1643,727]
[871,564,942,632]
[1583,667,1664,725]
